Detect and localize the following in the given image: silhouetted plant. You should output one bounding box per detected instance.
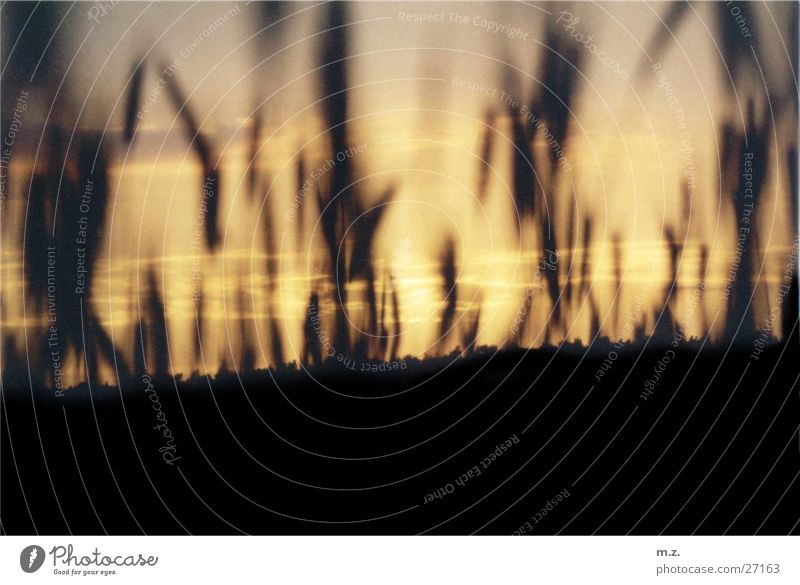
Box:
[123,60,145,145]
[302,292,323,365]
[461,296,481,355]
[388,275,402,362]
[162,64,221,249]
[579,217,601,343]
[783,146,798,343]
[315,2,354,356]
[652,227,679,345]
[476,110,496,204]
[723,101,769,341]
[612,233,623,335]
[247,108,263,202]
[145,269,169,377]
[436,238,458,354]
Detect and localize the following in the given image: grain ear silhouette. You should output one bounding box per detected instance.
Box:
[783,146,799,343]
[236,274,256,373]
[634,2,691,80]
[437,238,458,354]
[123,59,145,145]
[698,245,710,337]
[377,270,390,360]
[612,233,623,335]
[564,198,577,306]
[723,101,769,341]
[145,269,169,377]
[295,153,307,251]
[162,63,221,250]
[579,217,601,343]
[461,296,481,356]
[510,109,535,221]
[389,274,402,362]
[652,227,680,345]
[193,282,205,370]
[247,108,263,202]
[476,110,496,204]
[302,292,323,366]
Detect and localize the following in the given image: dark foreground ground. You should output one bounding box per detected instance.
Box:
[2,339,798,535]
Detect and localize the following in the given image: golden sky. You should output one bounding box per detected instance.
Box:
[1,1,797,383]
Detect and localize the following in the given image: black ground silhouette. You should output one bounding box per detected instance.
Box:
[2,336,798,535]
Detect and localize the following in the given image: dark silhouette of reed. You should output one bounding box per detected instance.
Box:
[348,188,394,357]
[461,297,481,356]
[635,2,691,79]
[612,233,623,335]
[257,2,284,29]
[533,25,581,178]
[316,2,352,356]
[351,267,377,360]
[143,269,169,377]
[133,311,147,378]
[162,64,220,250]
[123,60,145,145]
[247,108,263,202]
[476,110,496,204]
[715,1,754,90]
[76,135,129,384]
[260,175,284,366]
[376,271,390,359]
[310,2,397,362]
[784,146,799,343]
[388,275,402,362]
[235,275,256,373]
[652,227,680,344]
[698,244,710,336]
[261,175,278,281]
[18,120,130,387]
[507,21,583,344]
[1,2,60,112]
[507,97,536,345]
[509,109,536,220]
[268,315,285,368]
[723,101,768,341]
[636,1,770,102]
[536,26,582,338]
[564,197,577,307]
[295,153,307,251]
[1,292,22,389]
[21,170,55,389]
[579,217,601,343]
[192,283,205,370]
[23,174,52,316]
[302,292,323,365]
[436,238,458,354]
[348,190,393,281]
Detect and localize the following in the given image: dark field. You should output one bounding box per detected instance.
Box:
[2,338,798,535]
